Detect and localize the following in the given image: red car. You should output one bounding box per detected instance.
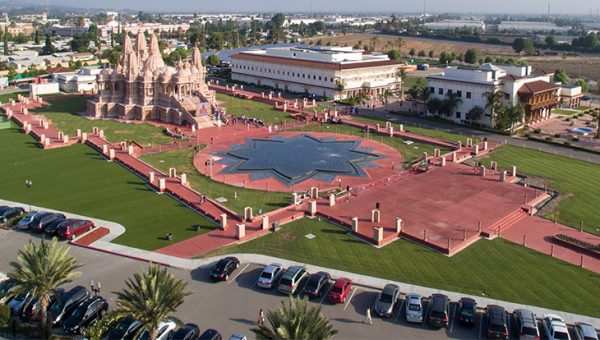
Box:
[57,219,94,240]
[327,278,353,304]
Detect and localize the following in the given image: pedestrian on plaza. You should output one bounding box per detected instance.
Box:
[364,307,372,325]
[376,202,380,210]
[258,309,265,326]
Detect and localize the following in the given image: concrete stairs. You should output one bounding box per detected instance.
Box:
[482,208,528,238]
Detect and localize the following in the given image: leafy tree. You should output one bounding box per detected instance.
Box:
[41,34,55,55]
[426,97,443,115]
[464,48,477,64]
[428,50,434,58]
[439,51,455,64]
[409,48,416,57]
[114,265,190,340]
[545,35,557,46]
[251,297,337,340]
[207,53,220,67]
[3,31,9,55]
[34,29,40,45]
[483,90,504,128]
[8,238,81,333]
[553,69,569,84]
[7,66,16,80]
[84,311,120,340]
[467,106,485,123]
[0,304,9,327]
[267,13,285,43]
[418,50,426,57]
[513,38,535,55]
[387,49,401,60]
[575,79,589,92]
[440,92,462,116]
[70,35,91,53]
[522,39,536,55]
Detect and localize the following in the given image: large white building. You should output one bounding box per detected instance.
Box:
[427,64,560,127]
[497,21,570,34]
[424,19,486,31]
[231,46,402,100]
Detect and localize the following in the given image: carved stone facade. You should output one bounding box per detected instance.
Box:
[87,31,217,128]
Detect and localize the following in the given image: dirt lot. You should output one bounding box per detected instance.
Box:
[304,33,515,57]
[524,56,600,81]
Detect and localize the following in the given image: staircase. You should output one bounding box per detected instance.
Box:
[482,208,528,238]
[177,97,217,129]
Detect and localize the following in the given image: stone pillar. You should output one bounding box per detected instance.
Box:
[57,131,64,140]
[24,123,31,134]
[396,218,403,234]
[292,192,299,205]
[92,127,99,134]
[452,152,457,162]
[268,92,273,100]
[236,224,246,240]
[283,102,288,112]
[108,149,115,161]
[39,134,45,144]
[149,171,155,183]
[472,145,479,155]
[399,124,404,132]
[128,144,135,156]
[309,201,317,217]
[99,130,105,139]
[483,141,488,150]
[373,227,383,245]
[244,207,253,222]
[376,123,380,131]
[371,209,381,223]
[76,129,82,137]
[388,126,394,136]
[191,124,196,133]
[158,178,166,192]
[63,135,69,144]
[351,217,359,233]
[44,138,50,147]
[262,215,269,230]
[491,161,497,171]
[466,138,473,147]
[169,168,177,178]
[480,167,486,176]
[22,107,28,115]
[312,99,316,106]
[220,214,228,229]
[434,148,440,157]
[180,173,188,186]
[500,171,507,182]
[511,166,517,177]
[329,193,336,206]
[310,187,319,198]
[81,132,87,143]
[423,152,428,160]
[441,157,447,167]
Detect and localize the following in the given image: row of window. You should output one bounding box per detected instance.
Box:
[430,87,473,99]
[234,64,336,83]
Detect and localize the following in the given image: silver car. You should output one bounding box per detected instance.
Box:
[15,211,39,230]
[257,264,284,289]
[405,293,423,323]
[574,323,599,340]
[373,284,400,318]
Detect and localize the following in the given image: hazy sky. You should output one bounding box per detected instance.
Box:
[46,0,596,14]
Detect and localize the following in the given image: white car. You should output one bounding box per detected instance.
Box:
[405,293,423,323]
[136,320,177,340]
[542,314,571,340]
[256,263,284,289]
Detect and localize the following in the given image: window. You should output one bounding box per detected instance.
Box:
[466,92,472,99]
[438,88,443,95]
[447,89,453,95]
[430,87,435,93]
[457,91,462,97]
[456,112,461,119]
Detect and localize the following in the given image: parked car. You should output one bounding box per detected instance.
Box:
[136,319,176,340]
[427,294,449,328]
[278,266,309,295]
[573,322,599,340]
[209,257,240,281]
[25,211,53,230]
[31,213,66,233]
[15,211,39,230]
[171,323,201,340]
[513,309,540,339]
[63,296,109,334]
[372,284,400,318]
[486,305,509,339]
[0,279,17,304]
[107,316,143,340]
[20,292,62,322]
[302,272,331,298]
[57,219,94,240]
[327,278,353,304]
[45,218,69,237]
[199,329,222,340]
[7,292,31,315]
[405,293,423,323]
[256,264,284,289]
[0,207,25,224]
[457,297,477,326]
[50,285,90,326]
[542,314,571,340]
[0,206,10,215]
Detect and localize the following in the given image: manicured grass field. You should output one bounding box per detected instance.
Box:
[486,145,600,236]
[31,97,171,146]
[575,106,593,111]
[290,122,449,167]
[206,218,600,317]
[0,123,216,250]
[216,93,290,125]
[140,148,290,214]
[350,114,473,144]
[0,91,27,103]
[552,109,580,116]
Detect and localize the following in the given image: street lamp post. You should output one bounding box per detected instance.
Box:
[90,280,101,296]
[24,179,32,212]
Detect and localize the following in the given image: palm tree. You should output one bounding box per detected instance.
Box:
[114,265,191,340]
[252,297,337,340]
[440,92,463,117]
[426,97,444,116]
[467,106,485,125]
[505,103,525,134]
[382,89,395,107]
[483,90,504,128]
[8,238,81,332]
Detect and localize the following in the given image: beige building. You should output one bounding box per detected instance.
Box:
[231,46,402,100]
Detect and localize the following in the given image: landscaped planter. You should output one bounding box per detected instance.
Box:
[553,233,600,258]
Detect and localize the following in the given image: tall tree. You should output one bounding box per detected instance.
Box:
[114,265,190,340]
[483,90,504,127]
[8,238,81,334]
[3,30,9,56]
[252,297,337,340]
[553,69,569,84]
[440,92,463,117]
[34,29,40,45]
[464,48,478,64]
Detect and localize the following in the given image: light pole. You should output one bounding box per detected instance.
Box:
[90,280,101,296]
[24,179,32,212]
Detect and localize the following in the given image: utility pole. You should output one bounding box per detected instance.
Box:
[547,2,551,24]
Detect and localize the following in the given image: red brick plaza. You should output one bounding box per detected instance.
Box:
[3,93,599,274]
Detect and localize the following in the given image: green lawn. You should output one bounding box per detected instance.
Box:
[140,148,290,214]
[350,114,472,145]
[575,106,593,111]
[0,123,216,250]
[486,145,600,236]
[0,91,27,103]
[217,93,290,125]
[402,76,423,89]
[290,123,447,168]
[552,109,580,116]
[205,218,600,317]
[31,97,171,146]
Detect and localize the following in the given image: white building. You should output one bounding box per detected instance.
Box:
[55,67,99,93]
[427,64,560,127]
[231,46,402,100]
[425,19,486,31]
[498,21,570,34]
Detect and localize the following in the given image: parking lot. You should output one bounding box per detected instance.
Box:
[0,230,592,339]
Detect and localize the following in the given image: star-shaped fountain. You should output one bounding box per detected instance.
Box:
[216,134,382,186]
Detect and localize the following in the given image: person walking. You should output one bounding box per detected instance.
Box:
[364,307,372,325]
[258,308,265,326]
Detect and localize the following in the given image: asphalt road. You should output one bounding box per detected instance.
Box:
[0,230,588,339]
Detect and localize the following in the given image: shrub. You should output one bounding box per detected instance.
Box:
[563,141,571,146]
[524,133,531,138]
[554,133,562,138]
[572,136,580,142]
[545,137,553,142]
[0,304,9,327]
[533,128,542,134]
